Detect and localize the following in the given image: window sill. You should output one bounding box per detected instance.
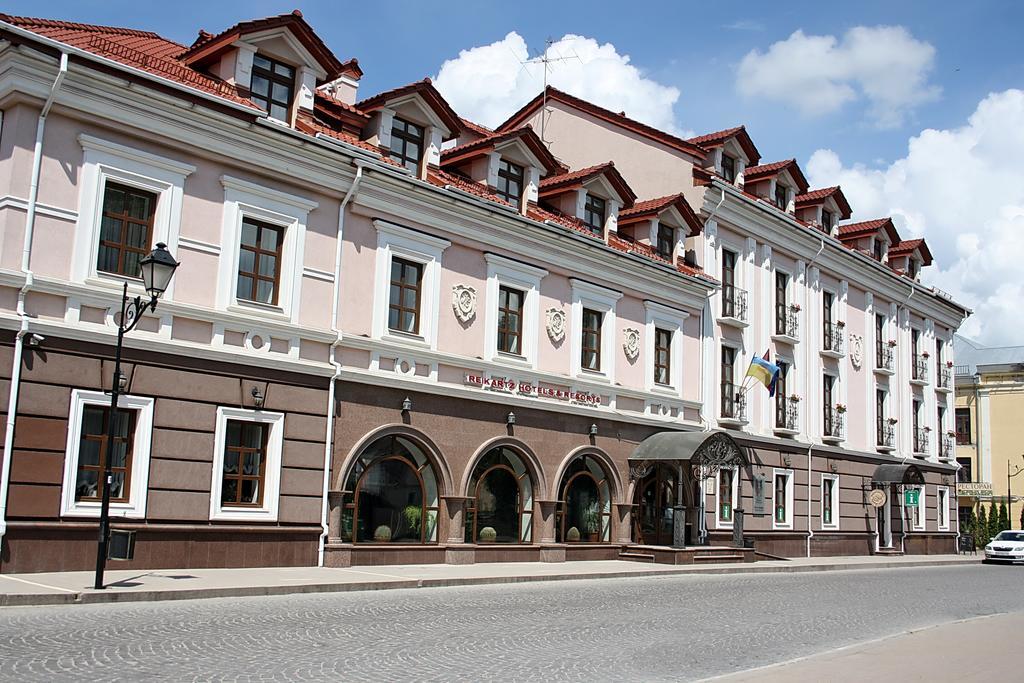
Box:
[821,524,840,531]
[718,315,748,329]
[876,444,896,453]
[873,366,896,377]
[85,274,149,298]
[649,384,680,398]
[61,502,145,519]
[772,523,794,531]
[227,301,290,322]
[773,426,800,437]
[210,507,278,522]
[770,333,799,345]
[821,434,844,444]
[820,348,845,359]
[381,331,431,349]
[935,385,953,394]
[577,369,611,384]
[718,416,748,427]
[493,352,533,369]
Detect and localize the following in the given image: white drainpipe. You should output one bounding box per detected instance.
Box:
[804,237,825,558]
[317,160,364,566]
[0,51,68,548]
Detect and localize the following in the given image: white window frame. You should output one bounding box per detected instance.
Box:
[910,485,926,531]
[820,473,840,530]
[772,468,795,530]
[72,134,195,297]
[217,175,316,323]
[937,486,950,531]
[570,278,622,382]
[483,253,547,368]
[60,389,154,519]
[644,300,688,394]
[372,219,451,349]
[209,407,285,522]
[715,466,739,529]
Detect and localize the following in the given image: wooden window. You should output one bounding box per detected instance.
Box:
[775,272,789,335]
[873,238,885,261]
[823,291,835,348]
[721,345,737,417]
[774,183,788,210]
[656,223,674,260]
[775,361,790,428]
[822,477,835,526]
[956,457,972,482]
[955,408,971,445]
[821,209,834,231]
[875,313,886,364]
[583,194,606,234]
[938,488,948,529]
[496,159,524,203]
[220,420,269,507]
[388,257,423,334]
[97,182,156,277]
[719,468,734,522]
[722,249,737,318]
[908,259,920,279]
[236,218,284,305]
[721,154,736,183]
[250,54,295,122]
[823,374,835,434]
[876,389,887,445]
[654,327,672,386]
[390,118,425,174]
[74,405,136,503]
[774,473,788,524]
[581,308,602,371]
[936,339,945,378]
[497,285,524,355]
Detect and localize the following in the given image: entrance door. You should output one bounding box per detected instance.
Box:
[634,464,678,546]
[876,487,892,549]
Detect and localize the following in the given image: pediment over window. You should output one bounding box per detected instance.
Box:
[357,79,462,138]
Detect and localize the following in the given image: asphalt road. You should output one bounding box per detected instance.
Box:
[0,564,1019,682]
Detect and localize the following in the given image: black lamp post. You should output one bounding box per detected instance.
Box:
[94,242,179,590]
[1008,454,1024,531]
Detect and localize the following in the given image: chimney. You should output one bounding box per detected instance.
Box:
[320,58,362,105]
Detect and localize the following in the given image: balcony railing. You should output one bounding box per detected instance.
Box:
[876,419,895,449]
[721,285,748,322]
[824,409,845,440]
[940,435,954,459]
[775,398,799,432]
[913,427,930,454]
[876,344,894,372]
[822,322,844,355]
[720,382,747,422]
[912,354,929,382]
[938,366,953,390]
[774,304,800,340]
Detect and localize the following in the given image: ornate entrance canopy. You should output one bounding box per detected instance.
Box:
[629,430,747,481]
[872,463,925,486]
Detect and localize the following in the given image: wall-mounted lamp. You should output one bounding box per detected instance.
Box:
[506,411,516,426]
[589,423,598,437]
[27,333,44,347]
[402,396,412,412]
[116,371,128,392]
[251,386,264,409]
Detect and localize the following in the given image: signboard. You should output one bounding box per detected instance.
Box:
[751,474,766,516]
[868,489,887,508]
[464,374,603,407]
[904,489,920,506]
[956,482,993,497]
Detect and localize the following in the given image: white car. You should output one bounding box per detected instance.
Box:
[984,531,1024,563]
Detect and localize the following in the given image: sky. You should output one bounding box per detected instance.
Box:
[5,1,1024,345]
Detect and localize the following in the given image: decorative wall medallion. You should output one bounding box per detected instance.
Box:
[849,333,864,369]
[623,327,641,362]
[546,307,566,342]
[451,284,477,323]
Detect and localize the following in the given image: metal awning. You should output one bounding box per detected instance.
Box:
[872,463,925,485]
[629,430,745,479]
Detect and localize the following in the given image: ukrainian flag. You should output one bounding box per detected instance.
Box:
[746,352,781,397]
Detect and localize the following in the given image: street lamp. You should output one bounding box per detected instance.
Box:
[1009,454,1024,531]
[94,243,179,590]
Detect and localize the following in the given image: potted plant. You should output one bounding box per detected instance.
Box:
[836,320,846,328]
[835,404,847,414]
[373,525,392,542]
[946,360,954,368]
[791,303,801,312]
[922,351,930,358]
[946,430,956,437]
[566,526,581,542]
[789,394,801,403]
[887,417,899,425]
[582,502,601,542]
[402,505,422,537]
[478,526,497,543]
[924,426,932,432]
[887,339,897,347]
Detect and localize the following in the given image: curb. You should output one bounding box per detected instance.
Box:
[0,557,981,608]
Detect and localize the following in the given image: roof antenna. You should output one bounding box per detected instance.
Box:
[520,37,580,146]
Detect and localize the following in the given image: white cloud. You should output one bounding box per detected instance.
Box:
[433,32,685,134]
[737,26,941,128]
[806,89,1024,345]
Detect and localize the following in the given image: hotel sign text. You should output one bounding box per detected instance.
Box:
[464,374,603,406]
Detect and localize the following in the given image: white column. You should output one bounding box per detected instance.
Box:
[978,390,992,483]
[296,66,316,113]
[897,304,911,456]
[805,266,820,440]
[760,244,773,433]
[865,292,874,447]
[838,280,849,439]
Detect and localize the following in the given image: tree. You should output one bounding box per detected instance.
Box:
[999,500,1010,532]
[1019,505,1023,531]
[988,502,1001,540]
[977,505,989,545]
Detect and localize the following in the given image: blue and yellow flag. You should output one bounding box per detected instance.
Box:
[745,351,781,397]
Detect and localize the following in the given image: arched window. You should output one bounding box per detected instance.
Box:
[341,435,440,544]
[465,447,534,543]
[557,455,611,542]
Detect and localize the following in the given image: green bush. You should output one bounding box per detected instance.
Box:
[977,506,988,545]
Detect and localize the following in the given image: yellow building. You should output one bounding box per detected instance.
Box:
[954,335,1024,529]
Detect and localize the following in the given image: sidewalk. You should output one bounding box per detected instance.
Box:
[0,554,980,607]
[705,610,1023,681]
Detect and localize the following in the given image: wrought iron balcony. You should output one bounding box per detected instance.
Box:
[937,366,953,391]
[720,382,747,423]
[822,322,844,356]
[875,344,895,373]
[913,427,930,454]
[775,398,799,433]
[911,354,929,383]
[939,435,954,459]
[876,419,896,449]
[773,304,800,342]
[720,285,748,324]
[823,409,845,441]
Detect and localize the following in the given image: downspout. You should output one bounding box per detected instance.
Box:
[0,51,68,547]
[899,282,915,555]
[317,159,364,566]
[698,185,728,430]
[803,238,824,559]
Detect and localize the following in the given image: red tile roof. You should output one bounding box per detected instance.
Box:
[427,168,515,207]
[838,217,902,251]
[497,86,707,161]
[0,13,265,111]
[888,238,933,265]
[459,117,493,137]
[618,193,703,236]
[441,125,564,175]
[356,78,463,135]
[539,161,637,207]
[294,112,400,163]
[743,159,809,193]
[686,125,761,165]
[794,186,852,218]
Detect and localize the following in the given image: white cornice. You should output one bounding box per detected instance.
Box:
[79,133,196,176]
[221,175,319,212]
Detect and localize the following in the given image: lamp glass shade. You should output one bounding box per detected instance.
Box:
[138,242,179,299]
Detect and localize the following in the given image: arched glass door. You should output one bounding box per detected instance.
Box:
[633,464,677,546]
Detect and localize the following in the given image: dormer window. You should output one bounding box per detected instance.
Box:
[250,54,296,122]
[390,118,425,173]
[908,258,920,279]
[656,223,674,260]
[774,183,788,210]
[821,209,834,231]
[584,194,606,234]
[721,154,736,183]
[873,238,885,261]
[496,159,524,204]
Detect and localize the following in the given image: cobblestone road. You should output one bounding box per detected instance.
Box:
[0,564,1020,682]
